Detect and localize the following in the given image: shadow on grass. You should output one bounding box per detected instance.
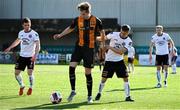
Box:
[106,87,156,92]
[0,95,24,100]
[15,100,127,109]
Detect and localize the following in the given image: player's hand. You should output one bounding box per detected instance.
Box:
[4,47,11,53]
[53,34,62,40]
[31,55,36,62]
[149,55,152,64]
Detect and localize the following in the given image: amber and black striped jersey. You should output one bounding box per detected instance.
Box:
[70,15,103,48]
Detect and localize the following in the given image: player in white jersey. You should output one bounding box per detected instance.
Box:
[4,18,40,95]
[168,43,178,74]
[127,46,135,74]
[149,25,175,88]
[95,25,134,101]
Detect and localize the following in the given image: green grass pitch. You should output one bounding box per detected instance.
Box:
[0,64,180,109]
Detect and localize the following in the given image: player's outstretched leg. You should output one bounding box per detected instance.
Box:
[15,70,25,96]
[67,66,77,102]
[172,63,177,74]
[67,90,77,102]
[128,63,131,73]
[27,69,34,95]
[156,69,162,88]
[131,64,134,74]
[123,78,134,102]
[95,77,107,101]
[164,65,168,87]
[85,73,93,104]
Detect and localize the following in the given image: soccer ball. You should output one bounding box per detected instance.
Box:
[50,91,62,104]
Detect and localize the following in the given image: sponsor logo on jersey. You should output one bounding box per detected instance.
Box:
[22,38,30,45]
[157,41,165,46]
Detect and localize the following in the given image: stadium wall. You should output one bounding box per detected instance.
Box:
[0,0,180,52]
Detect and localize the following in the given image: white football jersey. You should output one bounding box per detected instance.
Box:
[18,29,40,57]
[151,33,171,55]
[105,32,132,62]
[128,46,135,58]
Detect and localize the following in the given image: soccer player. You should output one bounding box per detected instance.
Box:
[53,2,105,103]
[127,46,135,74]
[4,17,40,95]
[149,25,175,88]
[168,43,178,74]
[95,25,134,102]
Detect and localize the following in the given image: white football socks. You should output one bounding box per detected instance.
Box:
[124,82,130,97]
[29,74,34,89]
[164,71,168,82]
[172,64,177,73]
[15,74,24,88]
[132,64,134,74]
[128,64,131,72]
[156,70,161,84]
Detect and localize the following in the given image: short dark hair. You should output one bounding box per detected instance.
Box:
[121,24,131,32]
[77,2,91,13]
[22,17,31,24]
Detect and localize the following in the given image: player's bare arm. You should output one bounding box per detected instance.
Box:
[31,40,41,61]
[100,30,106,41]
[107,45,127,55]
[149,41,154,63]
[169,39,175,56]
[4,38,21,52]
[53,26,74,40]
[96,35,108,41]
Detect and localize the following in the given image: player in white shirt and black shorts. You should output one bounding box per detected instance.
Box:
[127,46,135,74]
[95,25,134,102]
[4,17,40,96]
[149,25,175,88]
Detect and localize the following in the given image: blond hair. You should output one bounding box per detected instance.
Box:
[77,2,91,13]
[156,25,163,30]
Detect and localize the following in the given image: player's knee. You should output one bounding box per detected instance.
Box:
[157,66,161,70]
[164,66,168,71]
[164,68,168,72]
[101,78,107,83]
[15,72,20,76]
[69,66,75,75]
[85,68,92,74]
[70,62,77,68]
[27,69,33,76]
[15,70,21,75]
[27,72,33,76]
[123,77,128,82]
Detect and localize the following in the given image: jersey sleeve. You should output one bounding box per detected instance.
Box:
[165,34,171,41]
[106,32,114,39]
[34,32,40,41]
[151,36,155,43]
[69,17,78,29]
[133,47,135,54]
[18,31,21,39]
[174,47,177,53]
[124,39,132,50]
[96,17,103,31]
